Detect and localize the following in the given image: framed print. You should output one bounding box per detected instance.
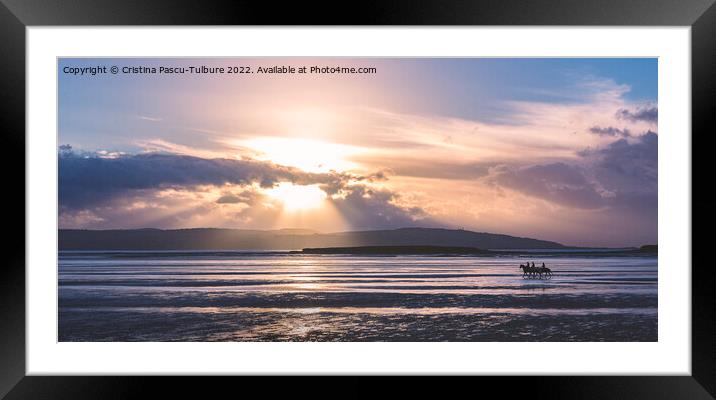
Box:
[2,0,714,398]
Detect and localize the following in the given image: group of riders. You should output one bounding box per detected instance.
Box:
[519,262,553,279]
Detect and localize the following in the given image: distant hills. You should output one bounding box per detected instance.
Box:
[296,245,493,255]
[291,245,656,257]
[58,227,567,251]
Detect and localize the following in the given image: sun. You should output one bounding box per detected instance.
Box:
[265,183,327,211]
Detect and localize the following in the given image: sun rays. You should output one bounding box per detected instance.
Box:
[264,183,327,212]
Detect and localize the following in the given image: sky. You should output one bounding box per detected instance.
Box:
[58,58,658,247]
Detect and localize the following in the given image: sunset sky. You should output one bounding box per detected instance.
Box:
[58,58,657,247]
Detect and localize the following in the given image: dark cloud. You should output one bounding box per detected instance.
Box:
[491,132,657,214]
[59,150,357,210]
[317,169,390,196]
[588,126,631,137]
[58,148,432,231]
[216,194,243,204]
[328,184,433,230]
[493,162,605,209]
[615,106,658,123]
[587,131,658,205]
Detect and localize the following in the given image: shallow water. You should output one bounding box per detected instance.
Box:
[58,252,657,341]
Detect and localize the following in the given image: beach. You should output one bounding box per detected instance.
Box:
[58,251,657,341]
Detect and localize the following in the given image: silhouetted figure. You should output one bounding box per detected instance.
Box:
[520,262,552,279]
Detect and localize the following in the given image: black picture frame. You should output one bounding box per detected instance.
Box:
[1,0,712,398]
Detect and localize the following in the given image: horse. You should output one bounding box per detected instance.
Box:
[519,264,552,279]
[519,264,540,279]
[519,264,528,277]
[540,266,553,278]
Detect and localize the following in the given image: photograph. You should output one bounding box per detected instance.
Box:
[2,0,709,394]
[57,57,658,342]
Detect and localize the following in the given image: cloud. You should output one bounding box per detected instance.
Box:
[492,162,606,209]
[215,189,265,206]
[58,209,105,227]
[615,106,658,123]
[138,115,162,122]
[588,126,631,138]
[489,132,657,213]
[59,150,357,210]
[585,131,658,200]
[58,147,432,231]
[215,193,243,204]
[328,184,434,230]
[135,138,227,159]
[352,155,492,181]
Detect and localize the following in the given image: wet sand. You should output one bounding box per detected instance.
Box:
[58,252,657,342]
